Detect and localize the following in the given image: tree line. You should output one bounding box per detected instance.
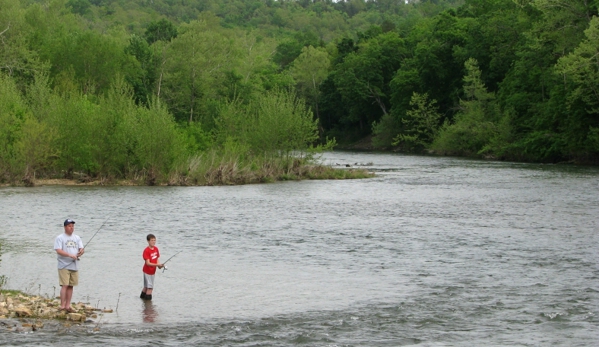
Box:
[0,0,597,186]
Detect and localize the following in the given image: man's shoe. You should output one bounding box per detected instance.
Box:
[140,291,146,299]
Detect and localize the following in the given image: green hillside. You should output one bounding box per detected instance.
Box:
[0,0,597,184]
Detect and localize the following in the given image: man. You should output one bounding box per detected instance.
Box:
[54,219,84,312]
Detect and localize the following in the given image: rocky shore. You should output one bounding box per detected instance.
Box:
[0,292,113,332]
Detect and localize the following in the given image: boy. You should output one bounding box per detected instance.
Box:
[141,234,163,300]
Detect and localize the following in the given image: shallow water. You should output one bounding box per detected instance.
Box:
[1,152,598,346]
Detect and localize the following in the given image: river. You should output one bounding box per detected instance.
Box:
[0,151,597,346]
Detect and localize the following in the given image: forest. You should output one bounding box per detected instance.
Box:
[1,0,598,185]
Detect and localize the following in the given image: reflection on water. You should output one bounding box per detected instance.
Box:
[0,152,598,346]
[142,300,158,323]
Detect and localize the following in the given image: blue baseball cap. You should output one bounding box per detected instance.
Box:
[64,219,76,226]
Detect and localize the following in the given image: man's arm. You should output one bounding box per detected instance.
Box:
[56,249,77,260]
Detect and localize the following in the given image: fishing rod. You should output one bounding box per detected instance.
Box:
[75,216,110,261]
[77,200,124,260]
[83,217,110,250]
[161,251,182,272]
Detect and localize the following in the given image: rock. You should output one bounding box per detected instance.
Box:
[0,292,113,323]
[67,313,82,321]
[14,306,33,317]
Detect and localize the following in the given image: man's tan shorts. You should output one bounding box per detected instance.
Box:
[58,269,79,286]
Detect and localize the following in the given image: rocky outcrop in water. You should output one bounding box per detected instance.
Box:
[0,292,112,332]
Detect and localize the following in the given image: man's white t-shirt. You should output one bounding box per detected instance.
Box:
[54,233,83,270]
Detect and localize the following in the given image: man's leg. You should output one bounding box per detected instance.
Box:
[60,285,69,309]
[65,286,74,310]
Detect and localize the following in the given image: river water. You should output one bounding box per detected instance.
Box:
[0,151,597,346]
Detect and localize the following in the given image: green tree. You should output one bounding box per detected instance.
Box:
[125,34,157,105]
[66,0,91,16]
[133,98,185,184]
[289,45,330,136]
[144,19,178,44]
[273,31,320,69]
[46,30,138,95]
[333,32,406,134]
[0,0,42,85]
[14,116,57,182]
[0,73,27,180]
[389,11,471,130]
[555,16,599,159]
[432,58,499,155]
[392,92,442,151]
[215,89,320,156]
[161,18,238,124]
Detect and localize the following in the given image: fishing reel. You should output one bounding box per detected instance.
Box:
[162,265,168,273]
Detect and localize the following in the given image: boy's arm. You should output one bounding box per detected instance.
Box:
[145,258,163,268]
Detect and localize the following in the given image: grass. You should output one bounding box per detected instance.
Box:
[167,151,375,185]
[2,151,375,186]
[0,289,24,296]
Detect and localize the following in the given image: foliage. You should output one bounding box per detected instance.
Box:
[554,16,599,159]
[144,19,178,44]
[215,88,321,157]
[391,92,442,151]
[0,73,28,181]
[0,0,597,175]
[289,45,330,135]
[161,18,238,124]
[431,58,499,156]
[322,30,406,139]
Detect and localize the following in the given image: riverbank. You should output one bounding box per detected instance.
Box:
[0,163,374,187]
[335,136,599,165]
[0,290,113,332]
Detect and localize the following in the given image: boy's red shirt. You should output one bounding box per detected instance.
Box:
[143,246,160,275]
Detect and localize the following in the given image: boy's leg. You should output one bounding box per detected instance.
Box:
[145,274,155,300]
[142,273,154,299]
[141,273,149,298]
